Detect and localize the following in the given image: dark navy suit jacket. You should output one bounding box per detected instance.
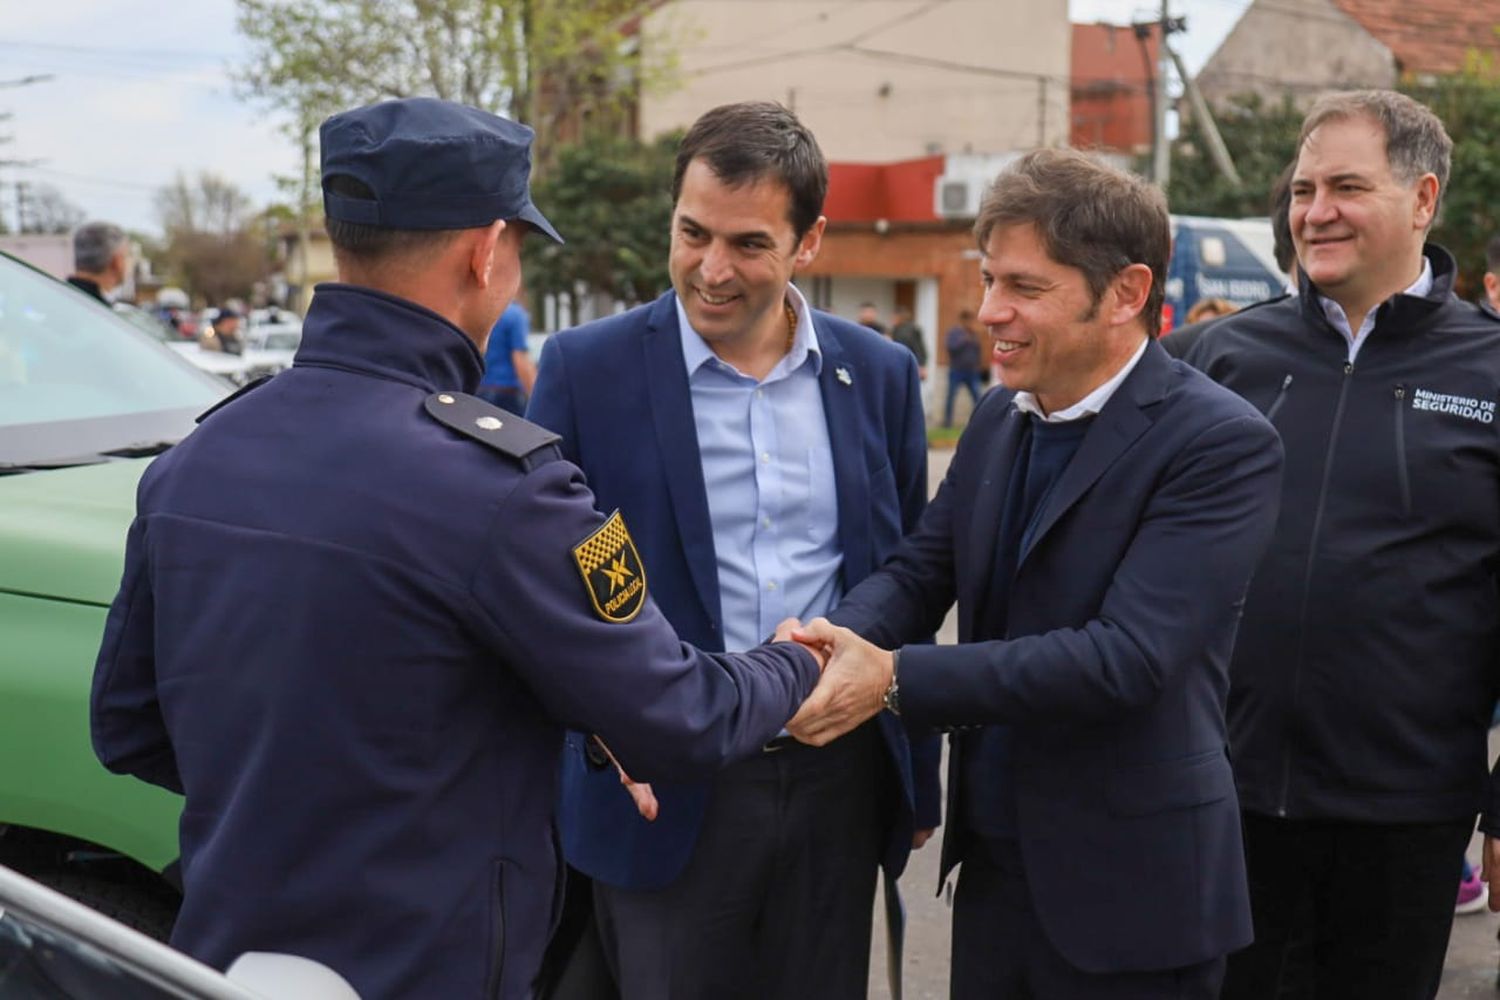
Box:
[529,291,940,890]
[828,342,1284,973]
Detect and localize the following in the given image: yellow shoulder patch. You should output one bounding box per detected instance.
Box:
[572,510,648,623]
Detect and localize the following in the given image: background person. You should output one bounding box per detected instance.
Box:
[942,308,983,427]
[889,303,927,378]
[478,299,536,415]
[67,221,131,305]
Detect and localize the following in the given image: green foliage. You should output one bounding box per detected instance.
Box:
[1403,71,1500,297]
[522,131,678,307]
[233,0,677,175]
[1166,92,1304,218]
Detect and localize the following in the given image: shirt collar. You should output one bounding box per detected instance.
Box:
[1317,255,1433,339]
[1013,336,1150,423]
[676,283,823,379]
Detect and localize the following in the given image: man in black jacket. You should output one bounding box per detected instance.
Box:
[1186,89,1500,1000]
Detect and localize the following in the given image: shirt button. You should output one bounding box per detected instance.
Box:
[760,452,770,463]
[755,389,764,399]
[762,516,772,528]
[767,581,778,591]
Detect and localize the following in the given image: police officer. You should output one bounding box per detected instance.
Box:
[90,98,823,1000]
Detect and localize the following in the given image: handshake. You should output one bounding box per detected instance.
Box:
[607,618,897,822]
[774,617,895,746]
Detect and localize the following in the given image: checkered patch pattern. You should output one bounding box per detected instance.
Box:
[574,512,629,574]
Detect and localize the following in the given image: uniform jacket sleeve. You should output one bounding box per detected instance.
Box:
[90,516,183,794]
[466,458,820,781]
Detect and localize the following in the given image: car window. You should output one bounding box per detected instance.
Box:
[0,256,224,466]
[0,908,193,999]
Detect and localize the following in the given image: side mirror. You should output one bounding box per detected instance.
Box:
[225,951,362,999]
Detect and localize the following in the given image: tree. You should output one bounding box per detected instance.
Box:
[521,131,677,310]
[233,0,677,175]
[1166,92,1304,219]
[1405,67,1500,297]
[155,172,270,305]
[17,183,85,234]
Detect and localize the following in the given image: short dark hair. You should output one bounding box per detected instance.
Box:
[323,174,463,262]
[1298,90,1451,226]
[975,148,1169,337]
[1486,235,1500,274]
[1270,163,1295,273]
[672,101,827,241]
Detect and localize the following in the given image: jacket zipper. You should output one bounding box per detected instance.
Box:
[1393,384,1411,514]
[486,863,506,999]
[1265,374,1293,423]
[1279,361,1355,816]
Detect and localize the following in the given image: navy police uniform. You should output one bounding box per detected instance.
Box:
[90,99,820,1000]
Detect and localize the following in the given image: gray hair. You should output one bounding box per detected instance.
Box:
[73,221,128,273]
[1298,90,1452,222]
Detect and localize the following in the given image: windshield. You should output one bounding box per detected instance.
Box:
[0,255,224,465]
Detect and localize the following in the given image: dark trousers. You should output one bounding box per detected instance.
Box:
[476,384,528,416]
[945,369,984,426]
[1221,813,1474,1000]
[952,837,1225,1000]
[594,724,884,1000]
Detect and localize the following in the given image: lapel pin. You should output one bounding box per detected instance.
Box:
[836,367,852,386]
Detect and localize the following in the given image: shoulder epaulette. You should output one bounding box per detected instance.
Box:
[196,374,273,424]
[423,391,561,470]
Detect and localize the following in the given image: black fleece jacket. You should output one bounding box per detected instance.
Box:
[1187,245,1500,827]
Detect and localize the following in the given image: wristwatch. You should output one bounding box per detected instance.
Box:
[883,648,901,716]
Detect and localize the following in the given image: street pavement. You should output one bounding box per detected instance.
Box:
[863,444,1500,999]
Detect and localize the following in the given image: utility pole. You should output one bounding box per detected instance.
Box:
[1151,0,1171,188]
[1167,44,1241,188]
[0,75,55,234]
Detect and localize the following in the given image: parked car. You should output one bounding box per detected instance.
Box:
[0,862,359,998]
[0,250,225,938]
[111,304,293,388]
[1162,214,1288,334]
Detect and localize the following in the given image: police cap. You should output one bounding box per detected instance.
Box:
[319,97,563,243]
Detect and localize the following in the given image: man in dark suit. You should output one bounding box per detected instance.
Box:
[785,148,1285,999]
[528,101,937,999]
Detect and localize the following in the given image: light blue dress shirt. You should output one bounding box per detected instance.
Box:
[674,286,843,653]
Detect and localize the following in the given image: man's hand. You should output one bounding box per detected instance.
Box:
[1482,834,1500,912]
[773,617,803,644]
[913,828,936,850]
[772,616,830,670]
[593,736,658,822]
[785,618,892,746]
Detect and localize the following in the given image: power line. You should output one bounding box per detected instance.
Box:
[0,37,234,61]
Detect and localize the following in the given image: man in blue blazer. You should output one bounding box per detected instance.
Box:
[528,102,938,999]
[787,149,1285,998]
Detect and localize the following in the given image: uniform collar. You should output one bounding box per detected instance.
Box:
[294,283,486,392]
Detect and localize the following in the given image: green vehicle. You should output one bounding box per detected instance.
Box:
[0,251,226,938]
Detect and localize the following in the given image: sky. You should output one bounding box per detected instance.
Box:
[0,0,1249,237]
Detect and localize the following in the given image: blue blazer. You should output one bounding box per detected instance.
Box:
[828,342,1284,974]
[529,291,940,890]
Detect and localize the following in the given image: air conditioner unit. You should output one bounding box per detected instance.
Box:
[934,176,981,219]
